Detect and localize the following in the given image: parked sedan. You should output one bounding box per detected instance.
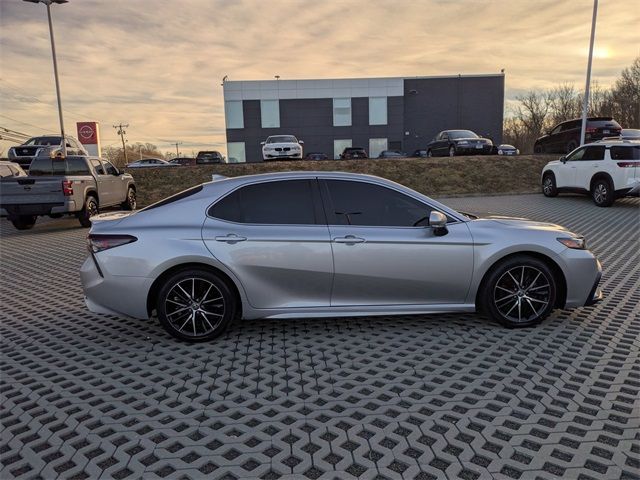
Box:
[261,135,304,161]
[340,147,368,159]
[305,152,329,161]
[497,144,519,155]
[426,130,493,157]
[81,172,602,342]
[378,150,406,158]
[126,158,175,168]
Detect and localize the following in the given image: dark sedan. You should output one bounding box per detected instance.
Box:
[426,130,493,157]
[378,150,406,158]
[340,147,368,159]
[305,152,329,160]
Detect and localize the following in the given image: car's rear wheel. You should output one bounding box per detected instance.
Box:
[481,255,557,328]
[11,215,37,230]
[534,144,543,154]
[591,178,615,207]
[121,187,137,210]
[157,269,235,342]
[542,172,558,197]
[566,140,577,153]
[78,195,98,228]
[448,146,456,157]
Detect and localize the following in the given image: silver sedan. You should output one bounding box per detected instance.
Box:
[80,172,603,342]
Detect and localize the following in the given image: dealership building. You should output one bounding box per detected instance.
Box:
[223,73,504,162]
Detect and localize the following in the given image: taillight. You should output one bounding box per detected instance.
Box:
[87,234,137,253]
[62,180,73,196]
[617,162,639,168]
[585,127,597,133]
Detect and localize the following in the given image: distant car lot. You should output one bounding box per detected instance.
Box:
[1,193,637,480]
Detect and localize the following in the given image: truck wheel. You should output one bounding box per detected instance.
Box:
[11,215,37,230]
[121,187,137,211]
[78,195,99,228]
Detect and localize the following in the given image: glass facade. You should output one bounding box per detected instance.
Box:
[333,98,352,126]
[260,100,280,128]
[369,97,387,125]
[369,138,388,158]
[225,101,244,129]
[333,139,352,159]
[226,142,246,163]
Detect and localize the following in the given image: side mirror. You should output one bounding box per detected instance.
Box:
[560,155,567,163]
[429,211,448,236]
[299,140,304,145]
[260,141,266,146]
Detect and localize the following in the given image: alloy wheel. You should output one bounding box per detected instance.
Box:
[543,177,553,195]
[164,278,225,338]
[593,183,607,204]
[493,266,550,323]
[128,189,137,210]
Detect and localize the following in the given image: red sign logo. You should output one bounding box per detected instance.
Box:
[77,122,98,144]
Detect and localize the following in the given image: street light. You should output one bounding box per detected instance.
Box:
[23,0,69,156]
[580,0,598,146]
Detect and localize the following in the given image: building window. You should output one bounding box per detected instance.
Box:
[333,98,351,126]
[369,97,387,125]
[369,138,388,158]
[225,101,244,129]
[226,142,246,163]
[260,100,280,128]
[333,139,352,159]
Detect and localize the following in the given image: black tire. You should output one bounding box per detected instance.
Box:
[591,177,615,207]
[78,195,98,228]
[11,215,37,230]
[534,144,543,154]
[566,141,577,153]
[448,145,456,157]
[542,172,558,197]
[426,149,433,158]
[480,255,557,328]
[121,187,137,211]
[157,268,236,342]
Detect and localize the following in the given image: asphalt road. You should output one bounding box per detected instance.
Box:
[1,193,638,480]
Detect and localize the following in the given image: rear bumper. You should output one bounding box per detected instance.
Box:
[0,200,77,217]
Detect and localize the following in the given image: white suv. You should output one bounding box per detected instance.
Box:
[261,135,303,161]
[541,140,640,207]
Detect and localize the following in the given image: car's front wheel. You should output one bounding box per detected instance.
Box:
[481,255,557,328]
[121,187,137,211]
[448,146,456,157]
[157,269,236,342]
[542,172,558,197]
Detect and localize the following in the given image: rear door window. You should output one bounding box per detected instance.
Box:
[208,180,318,225]
[66,158,91,175]
[91,159,105,174]
[580,146,606,160]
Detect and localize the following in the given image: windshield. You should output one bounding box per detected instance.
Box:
[267,135,298,144]
[25,136,61,146]
[448,130,478,139]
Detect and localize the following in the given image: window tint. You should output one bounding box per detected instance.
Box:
[581,146,606,160]
[66,157,91,175]
[551,125,562,135]
[104,161,118,175]
[28,157,89,176]
[91,159,105,174]
[209,180,317,225]
[142,185,203,211]
[324,180,431,227]
[566,147,586,161]
[611,146,640,160]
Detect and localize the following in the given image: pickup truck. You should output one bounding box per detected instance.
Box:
[0,155,136,230]
[8,135,88,170]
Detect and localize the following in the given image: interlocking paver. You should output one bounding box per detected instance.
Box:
[1,193,639,479]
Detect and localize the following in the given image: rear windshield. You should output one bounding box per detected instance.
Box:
[589,119,621,128]
[141,185,204,211]
[28,157,91,176]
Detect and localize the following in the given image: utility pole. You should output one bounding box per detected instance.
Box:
[580,0,598,146]
[174,141,182,158]
[113,123,129,164]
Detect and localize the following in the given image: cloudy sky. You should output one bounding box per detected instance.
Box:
[1,0,638,155]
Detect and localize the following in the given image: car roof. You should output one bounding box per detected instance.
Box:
[592,139,640,146]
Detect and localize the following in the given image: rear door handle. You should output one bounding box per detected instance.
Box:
[214,234,247,244]
[333,235,365,244]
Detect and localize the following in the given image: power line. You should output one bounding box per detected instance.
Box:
[0,126,31,138]
[0,114,48,133]
[113,123,129,164]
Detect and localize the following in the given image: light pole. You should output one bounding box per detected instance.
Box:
[580,0,598,146]
[24,0,68,156]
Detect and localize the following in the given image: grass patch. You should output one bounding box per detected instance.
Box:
[125,154,556,207]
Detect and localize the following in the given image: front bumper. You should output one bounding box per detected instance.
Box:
[263,152,302,160]
[585,269,603,306]
[559,250,603,309]
[455,145,493,155]
[8,157,36,168]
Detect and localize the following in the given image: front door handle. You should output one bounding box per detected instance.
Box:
[214,234,247,244]
[333,235,365,244]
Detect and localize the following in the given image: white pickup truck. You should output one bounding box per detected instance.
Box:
[0,155,136,230]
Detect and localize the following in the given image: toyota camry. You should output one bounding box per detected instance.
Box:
[81,172,602,342]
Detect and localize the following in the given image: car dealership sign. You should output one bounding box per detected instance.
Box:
[76,121,101,156]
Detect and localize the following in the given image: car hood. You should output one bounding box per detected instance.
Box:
[263,142,300,148]
[475,215,570,232]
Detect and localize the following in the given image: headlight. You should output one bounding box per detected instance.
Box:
[557,237,586,249]
[457,140,469,145]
